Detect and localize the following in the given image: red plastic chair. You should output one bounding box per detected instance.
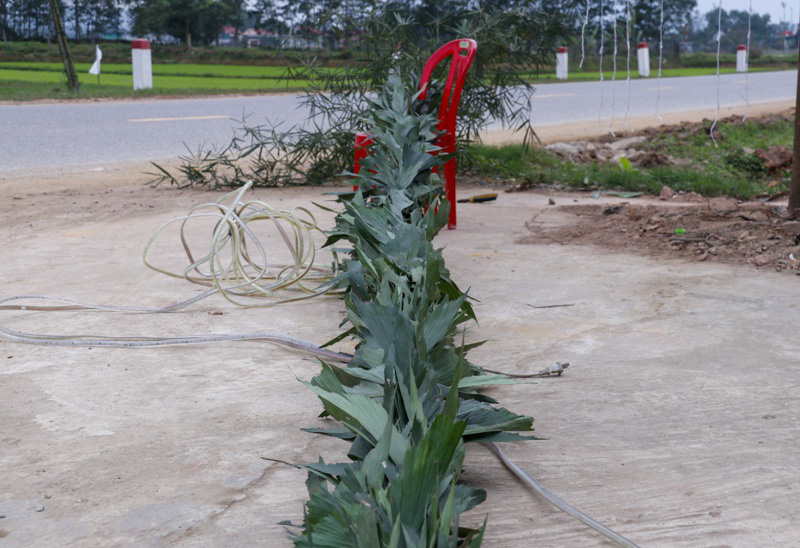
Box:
[354,38,478,229]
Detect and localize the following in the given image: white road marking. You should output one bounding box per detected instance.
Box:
[128,115,231,123]
[647,86,677,91]
[534,93,578,99]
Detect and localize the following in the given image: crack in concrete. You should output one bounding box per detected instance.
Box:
[166,434,318,546]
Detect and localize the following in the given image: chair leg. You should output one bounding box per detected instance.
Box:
[444,158,457,229]
[354,132,372,191]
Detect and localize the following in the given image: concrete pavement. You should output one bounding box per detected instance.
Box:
[1,179,798,546]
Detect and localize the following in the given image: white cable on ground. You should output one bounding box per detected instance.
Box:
[580,0,590,68]
[655,0,665,120]
[0,182,346,361]
[0,294,351,362]
[143,182,338,307]
[710,1,723,148]
[484,442,640,548]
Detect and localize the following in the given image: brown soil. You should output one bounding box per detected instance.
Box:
[597,109,794,144]
[481,99,795,145]
[521,198,800,273]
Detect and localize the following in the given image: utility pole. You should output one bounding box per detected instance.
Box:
[791,29,800,216]
[49,0,80,93]
[783,2,788,54]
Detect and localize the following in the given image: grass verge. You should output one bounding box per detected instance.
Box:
[0,78,308,101]
[467,113,794,200]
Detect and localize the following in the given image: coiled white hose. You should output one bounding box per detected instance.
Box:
[0,182,347,361]
[143,181,339,306]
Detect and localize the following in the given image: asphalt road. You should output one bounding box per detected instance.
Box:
[0,70,796,175]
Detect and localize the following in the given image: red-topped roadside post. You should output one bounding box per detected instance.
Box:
[131,39,153,90]
[637,42,650,77]
[736,44,748,73]
[556,47,568,80]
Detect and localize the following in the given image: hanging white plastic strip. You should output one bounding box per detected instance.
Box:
[598,0,606,131]
[580,0,590,68]
[609,0,618,136]
[623,0,632,129]
[654,0,665,120]
[743,0,752,121]
[710,1,722,148]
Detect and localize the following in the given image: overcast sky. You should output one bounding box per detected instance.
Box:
[695,0,799,23]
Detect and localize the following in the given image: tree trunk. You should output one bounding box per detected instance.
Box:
[49,0,80,93]
[186,21,192,50]
[789,45,800,216]
[74,0,80,41]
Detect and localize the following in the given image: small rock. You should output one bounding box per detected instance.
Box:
[781,221,800,236]
[570,141,590,152]
[595,149,613,162]
[45,494,51,499]
[36,505,44,512]
[548,198,555,205]
[753,254,773,267]
[0,512,5,518]
[545,142,581,156]
[607,136,646,151]
[659,185,675,201]
[755,145,792,171]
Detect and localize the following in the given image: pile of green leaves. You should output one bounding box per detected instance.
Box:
[277,76,535,546]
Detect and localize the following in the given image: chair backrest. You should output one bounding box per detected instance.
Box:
[417,39,478,152]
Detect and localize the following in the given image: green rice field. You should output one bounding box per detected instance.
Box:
[0,60,790,101]
[0,61,317,100]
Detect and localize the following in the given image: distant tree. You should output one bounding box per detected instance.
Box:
[691,8,774,53]
[68,0,121,41]
[3,0,54,40]
[251,0,286,36]
[632,0,697,44]
[1,1,9,42]
[129,0,241,47]
[557,0,694,55]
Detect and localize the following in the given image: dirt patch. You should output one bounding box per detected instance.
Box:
[521,200,800,273]
[480,100,795,145]
[542,109,794,169]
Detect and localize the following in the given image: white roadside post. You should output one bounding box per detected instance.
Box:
[736,44,748,73]
[637,42,651,77]
[556,46,568,80]
[131,39,153,90]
